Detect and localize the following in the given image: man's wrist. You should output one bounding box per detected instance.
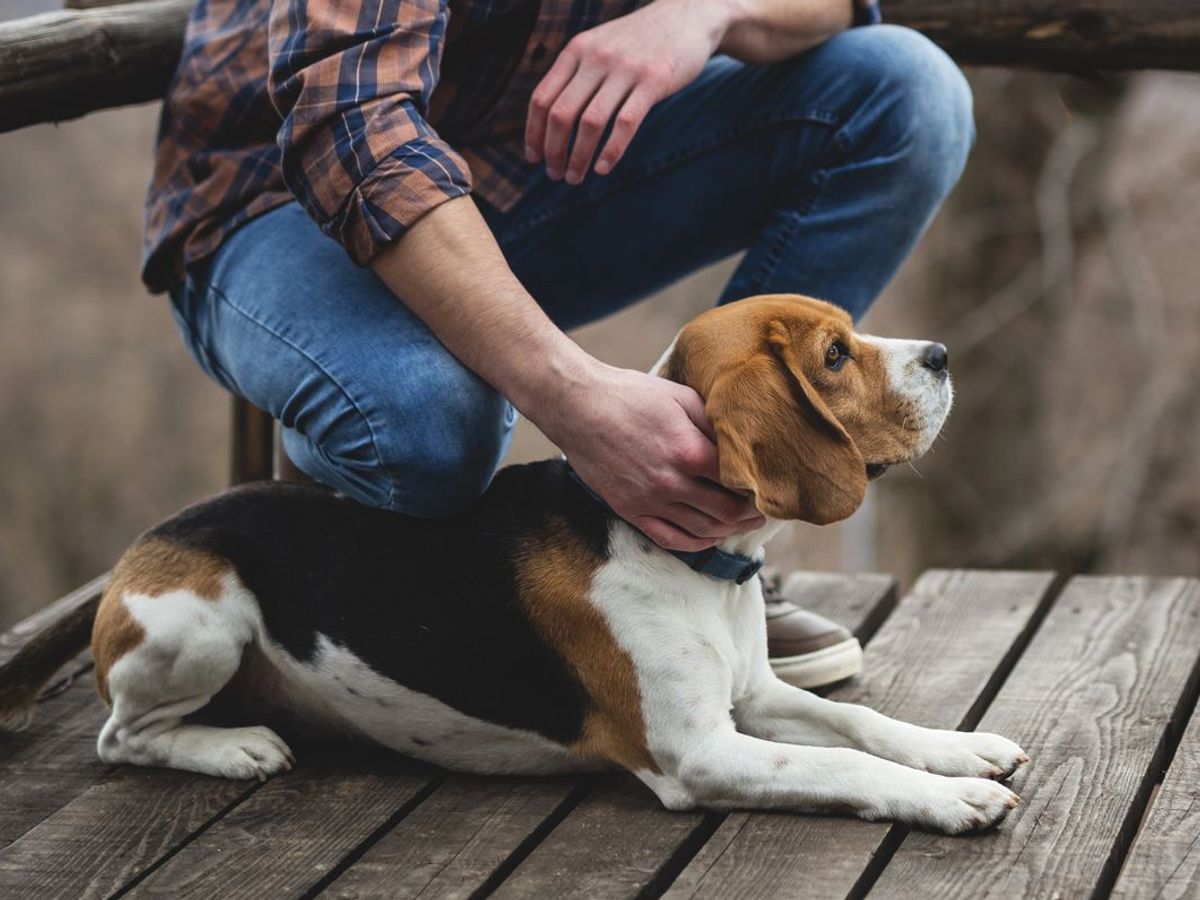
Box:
[500,327,602,430]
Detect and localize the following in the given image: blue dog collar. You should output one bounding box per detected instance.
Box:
[567,467,764,585]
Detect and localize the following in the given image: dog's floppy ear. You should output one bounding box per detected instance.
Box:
[706,320,867,524]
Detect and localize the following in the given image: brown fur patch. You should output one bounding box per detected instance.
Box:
[514,520,658,774]
[92,538,233,704]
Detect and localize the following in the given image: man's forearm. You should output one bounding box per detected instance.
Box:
[716,0,854,64]
[370,195,595,425]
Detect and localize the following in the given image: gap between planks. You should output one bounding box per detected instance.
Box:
[866,576,1200,900]
[657,570,1061,900]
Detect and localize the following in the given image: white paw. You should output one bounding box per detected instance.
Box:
[204,726,295,781]
[910,730,1028,779]
[915,776,1020,835]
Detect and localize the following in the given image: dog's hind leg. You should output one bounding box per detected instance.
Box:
[94,564,293,781]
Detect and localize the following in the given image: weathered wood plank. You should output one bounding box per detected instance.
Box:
[122,746,439,899]
[495,570,1053,900]
[887,0,1200,72]
[870,576,1200,899]
[324,573,897,900]
[0,665,109,849]
[323,775,583,900]
[0,0,191,133]
[1113,688,1200,899]
[778,572,897,645]
[662,570,1058,900]
[0,768,251,900]
[0,574,106,676]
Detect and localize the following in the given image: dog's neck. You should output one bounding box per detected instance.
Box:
[716,520,785,560]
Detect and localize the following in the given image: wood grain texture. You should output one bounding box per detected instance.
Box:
[778,572,897,644]
[0,0,191,133]
[122,747,439,899]
[486,573,959,900]
[1114,690,1200,899]
[885,0,1200,72]
[323,775,580,900]
[0,768,250,900]
[870,576,1200,900]
[663,569,1058,900]
[0,574,106,672]
[0,665,109,849]
[2,0,1198,135]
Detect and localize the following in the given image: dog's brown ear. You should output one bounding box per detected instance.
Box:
[706,321,867,524]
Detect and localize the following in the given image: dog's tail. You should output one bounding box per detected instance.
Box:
[0,580,103,730]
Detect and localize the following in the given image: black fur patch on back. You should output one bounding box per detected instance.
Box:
[146,460,614,746]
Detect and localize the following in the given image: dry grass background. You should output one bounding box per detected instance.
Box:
[1,9,1197,630]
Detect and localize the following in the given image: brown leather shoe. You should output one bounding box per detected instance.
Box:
[763,574,863,689]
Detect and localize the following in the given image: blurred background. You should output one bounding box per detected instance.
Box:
[1,1,1198,629]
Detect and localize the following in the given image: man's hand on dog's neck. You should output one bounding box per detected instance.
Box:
[371,195,763,551]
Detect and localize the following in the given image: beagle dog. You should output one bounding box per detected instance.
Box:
[4,295,1027,834]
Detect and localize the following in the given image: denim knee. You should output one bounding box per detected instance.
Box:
[281,359,515,518]
[827,25,975,198]
[371,365,517,518]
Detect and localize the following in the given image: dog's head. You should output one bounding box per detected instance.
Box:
[661,294,952,525]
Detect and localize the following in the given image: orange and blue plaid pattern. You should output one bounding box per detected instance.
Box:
[143,0,878,293]
[143,0,642,291]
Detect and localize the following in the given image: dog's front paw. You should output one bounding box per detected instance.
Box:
[910,730,1028,780]
[914,776,1020,835]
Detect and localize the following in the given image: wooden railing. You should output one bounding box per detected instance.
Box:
[2,1,1199,137]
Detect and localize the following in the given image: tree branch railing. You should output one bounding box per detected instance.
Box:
[1,1,1199,136]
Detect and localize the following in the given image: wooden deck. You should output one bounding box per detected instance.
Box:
[2,569,1200,898]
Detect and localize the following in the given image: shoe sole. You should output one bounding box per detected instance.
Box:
[769,637,863,689]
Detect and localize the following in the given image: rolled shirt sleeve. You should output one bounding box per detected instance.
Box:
[268,0,473,265]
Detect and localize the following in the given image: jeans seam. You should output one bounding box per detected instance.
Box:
[201,279,401,509]
[499,107,842,246]
[744,124,853,294]
[169,292,238,391]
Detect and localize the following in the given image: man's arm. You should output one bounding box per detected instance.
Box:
[266,0,760,548]
[525,0,856,185]
[719,0,855,64]
[370,196,764,550]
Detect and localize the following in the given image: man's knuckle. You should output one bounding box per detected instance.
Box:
[641,61,670,83]
[548,107,574,128]
[580,110,607,131]
[615,109,640,129]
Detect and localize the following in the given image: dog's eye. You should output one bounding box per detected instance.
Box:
[826,341,850,371]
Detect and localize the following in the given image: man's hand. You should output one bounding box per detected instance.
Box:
[524,0,729,185]
[524,0,854,185]
[536,362,765,551]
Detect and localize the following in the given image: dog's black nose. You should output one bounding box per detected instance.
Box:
[921,342,949,373]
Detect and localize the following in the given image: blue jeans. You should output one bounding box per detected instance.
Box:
[170,26,972,517]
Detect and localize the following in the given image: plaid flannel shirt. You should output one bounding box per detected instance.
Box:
[142,0,880,293]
